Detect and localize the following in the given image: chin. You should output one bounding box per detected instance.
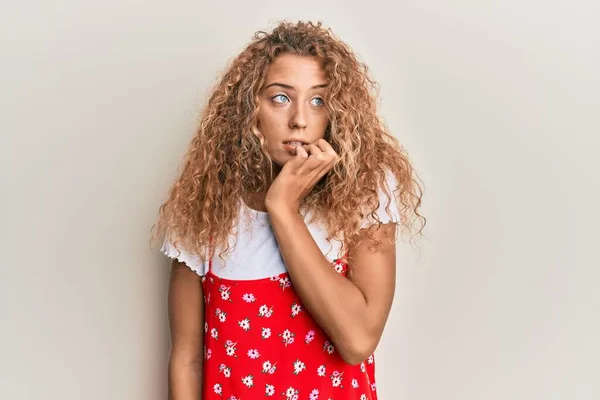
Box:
[268,150,294,167]
[270,158,288,168]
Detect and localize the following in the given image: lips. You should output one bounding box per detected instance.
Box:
[282,141,309,154]
[282,140,308,146]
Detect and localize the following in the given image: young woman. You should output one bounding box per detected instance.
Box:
[153,21,424,400]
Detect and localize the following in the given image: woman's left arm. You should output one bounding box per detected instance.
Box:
[268,206,396,365]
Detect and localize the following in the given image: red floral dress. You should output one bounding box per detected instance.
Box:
[201,257,378,400]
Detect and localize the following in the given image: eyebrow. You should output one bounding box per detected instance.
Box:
[264,82,328,90]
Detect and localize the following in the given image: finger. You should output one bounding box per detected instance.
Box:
[301,146,327,173]
[314,139,333,152]
[317,154,337,178]
[307,143,323,158]
[295,144,309,159]
[307,157,337,189]
[308,139,337,169]
[283,144,308,172]
[315,138,335,154]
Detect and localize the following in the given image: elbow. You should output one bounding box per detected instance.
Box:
[338,332,379,366]
[169,348,204,375]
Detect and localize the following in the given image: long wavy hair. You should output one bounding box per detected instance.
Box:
[151,20,425,262]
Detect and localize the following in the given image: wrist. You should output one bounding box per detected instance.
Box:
[265,201,300,218]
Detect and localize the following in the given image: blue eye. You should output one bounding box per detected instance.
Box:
[311,97,325,106]
[272,94,290,103]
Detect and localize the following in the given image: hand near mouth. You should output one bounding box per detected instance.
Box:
[266,139,339,215]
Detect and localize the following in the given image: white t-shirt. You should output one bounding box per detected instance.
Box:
[161,170,401,280]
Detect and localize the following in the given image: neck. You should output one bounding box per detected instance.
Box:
[267,163,282,186]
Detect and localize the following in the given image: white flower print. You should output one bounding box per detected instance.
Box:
[317,365,326,377]
[224,340,237,358]
[217,363,228,377]
[258,304,273,318]
[215,308,227,322]
[334,261,346,274]
[279,276,291,290]
[360,395,367,400]
[218,363,231,378]
[330,370,343,388]
[367,354,374,364]
[262,360,272,373]
[284,387,299,398]
[242,293,256,303]
[332,376,342,387]
[204,322,208,333]
[204,348,212,360]
[227,397,238,400]
[247,349,260,359]
[279,329,295,347]
[261,360,277,374]
[211,328,218,340]
[360,362,366,373]
[290,302,302,317]
[371,382,377,391]
[261,327,272,339]
[265,384,275,396]
[213,383,222,395]
[219,284,232,301]
[241,374,254,388]
[323,340,335,354]
[293,359,306,375]
[351,378,359,388]
[238,318,250,331]
[309,389,319,400]
[305,330,315,344]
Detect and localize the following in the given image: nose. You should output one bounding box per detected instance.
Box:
[289,102,307,130]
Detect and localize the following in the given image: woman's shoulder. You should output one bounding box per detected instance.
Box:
[161,236,207,276]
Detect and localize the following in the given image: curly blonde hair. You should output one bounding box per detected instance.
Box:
[151,20,424,262]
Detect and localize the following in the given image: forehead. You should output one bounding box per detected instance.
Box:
[264,54,326,86]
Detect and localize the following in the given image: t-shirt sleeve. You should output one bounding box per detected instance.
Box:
[161,236,207,276]
[359,170,402,229]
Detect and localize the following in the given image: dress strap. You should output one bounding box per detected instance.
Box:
[207,237,213,273]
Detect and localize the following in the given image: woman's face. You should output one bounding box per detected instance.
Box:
[257,54,329,167]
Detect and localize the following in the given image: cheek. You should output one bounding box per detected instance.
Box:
[258,108,280,133]
[260,115,289,143]
[317,115,330,137]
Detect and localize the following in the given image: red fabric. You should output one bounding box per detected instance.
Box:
[201,258,378,399]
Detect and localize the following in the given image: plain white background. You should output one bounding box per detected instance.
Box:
[1,1,599,399]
